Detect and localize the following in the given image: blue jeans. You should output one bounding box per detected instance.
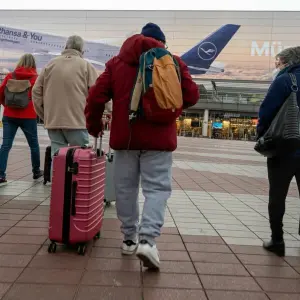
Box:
[0,116,41,178]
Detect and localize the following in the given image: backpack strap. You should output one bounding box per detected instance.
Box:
[129,55,145,123]
[142,52,147,93]
[130,69,143,112]
[172,55,181,83]
[289,73,298,93]
[11,72,37,81]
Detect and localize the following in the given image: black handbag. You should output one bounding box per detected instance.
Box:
[254,73,300,158]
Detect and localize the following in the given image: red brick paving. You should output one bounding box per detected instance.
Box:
[173,153,266,166]
[1,212,300,299]
[173,168,299,197]
[1,134,300,299]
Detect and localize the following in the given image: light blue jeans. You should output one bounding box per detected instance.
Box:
[114,150,173,246]
[47,129,89,157]
[47,129,89,177]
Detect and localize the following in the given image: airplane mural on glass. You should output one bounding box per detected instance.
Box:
[0,24,240,75]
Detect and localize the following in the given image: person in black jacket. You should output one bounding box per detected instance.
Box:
[257,46,300,256]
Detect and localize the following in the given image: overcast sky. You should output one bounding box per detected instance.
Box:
[0,0,299,10]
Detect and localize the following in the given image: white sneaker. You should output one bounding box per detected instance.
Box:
[136,240,160,269]
[121,239,138,255]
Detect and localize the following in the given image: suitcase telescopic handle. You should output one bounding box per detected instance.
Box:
[93,136,103,157]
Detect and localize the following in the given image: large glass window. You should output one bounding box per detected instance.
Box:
[177,112,203,137]
[208,112,257,140]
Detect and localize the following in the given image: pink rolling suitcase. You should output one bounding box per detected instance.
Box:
[48,137,105,255]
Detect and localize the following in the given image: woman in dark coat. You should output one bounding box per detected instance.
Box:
[257,47,300,256]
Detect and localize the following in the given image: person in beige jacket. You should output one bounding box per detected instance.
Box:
[32,35,100,157]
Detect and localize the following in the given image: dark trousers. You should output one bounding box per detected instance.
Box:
[267,156,300,241]
[0,116,41,178]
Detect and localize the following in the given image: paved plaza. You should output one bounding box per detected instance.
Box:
[1,127,300,299]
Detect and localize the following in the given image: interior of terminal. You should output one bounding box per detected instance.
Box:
[177,110,258,140]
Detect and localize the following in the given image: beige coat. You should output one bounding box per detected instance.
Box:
[32,49,110,129]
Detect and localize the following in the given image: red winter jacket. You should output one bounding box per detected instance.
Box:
[85,34,199,151]
[0,67,38,119]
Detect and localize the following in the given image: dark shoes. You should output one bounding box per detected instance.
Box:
[263,239,285,257]
[33,170,44,180]
[1,171,43,183]
[0,177,7,185]
[1,171,44,184]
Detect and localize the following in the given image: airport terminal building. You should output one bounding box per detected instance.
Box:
[1,9,299,139]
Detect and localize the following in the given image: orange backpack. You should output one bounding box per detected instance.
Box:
[129,48,183,124]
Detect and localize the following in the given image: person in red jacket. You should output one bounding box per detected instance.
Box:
[0,54,43,185]
[85,23,199,269]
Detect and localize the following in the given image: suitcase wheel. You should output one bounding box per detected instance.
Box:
[77,244,87,255]
[94,231,101,240]
[48,242,57,253]
[104,200,111,208]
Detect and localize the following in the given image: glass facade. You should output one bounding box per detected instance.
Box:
[177,112,204,137]
[178,110,258,140]
[1,10,300,81]
[3,9,287,130]
[0,10,300,80]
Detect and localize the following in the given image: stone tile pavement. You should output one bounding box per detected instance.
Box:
[0,127,300,299]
